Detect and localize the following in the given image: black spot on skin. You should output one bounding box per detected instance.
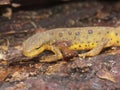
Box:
[85,44,87,47]
[59,32,63,37]
[117,41,119,43]
[87,41,90,43]
[88,30,93,34]
[92,43,94,45]
[75,32,80,36]
[107,31,109,34]
[68,32,72,35]
[74,47,77,49]
[96,41,98,43]
[79,45,81,47]
[115,33,118,36]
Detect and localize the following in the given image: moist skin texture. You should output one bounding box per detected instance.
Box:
[23,27,120,62]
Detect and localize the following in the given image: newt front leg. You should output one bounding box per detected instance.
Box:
[40,44,63,62]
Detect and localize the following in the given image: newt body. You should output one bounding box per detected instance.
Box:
[23,27,120,62]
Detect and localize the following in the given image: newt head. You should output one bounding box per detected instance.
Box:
[22,33,51,57]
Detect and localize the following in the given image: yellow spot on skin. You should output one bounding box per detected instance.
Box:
[69,43,97,50]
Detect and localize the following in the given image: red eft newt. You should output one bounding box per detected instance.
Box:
[23,26,120,62]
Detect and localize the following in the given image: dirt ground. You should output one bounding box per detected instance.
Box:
[0,0,120,90]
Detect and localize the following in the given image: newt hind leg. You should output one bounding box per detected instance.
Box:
[78,39,109,58]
